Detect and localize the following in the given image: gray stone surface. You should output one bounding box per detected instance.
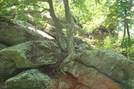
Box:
[0,41,61,68]
[0,19,54,46]
[4,69,53,89]
[0,55,17,81]
[75,49,134,88]
[65,62,121,89]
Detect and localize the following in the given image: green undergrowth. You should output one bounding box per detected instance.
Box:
[87,37,134,61]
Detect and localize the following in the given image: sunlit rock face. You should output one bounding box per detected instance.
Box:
[0,18,133,89]
[48,62,121,89]
[4,47,133,89]
[76,50,134,82]
[0,18,54,46]
[0,41,61,68]
[59,50,134,89]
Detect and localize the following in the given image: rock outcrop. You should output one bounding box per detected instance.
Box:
[4,50,133,89]
[77,50,134,82]
[4,69,53,89]
[0,41,61,68]
[0,55,18,81]
[0,18,54,46]
[62,50,134,89]
[0,18,134,89]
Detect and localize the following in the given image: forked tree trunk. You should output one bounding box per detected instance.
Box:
[48,0,67,51]
[58,0,76,70]
[126,0,133,47]
[63,0,75,54]
[122,7,131,47]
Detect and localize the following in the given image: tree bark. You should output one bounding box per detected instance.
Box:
[58,0,76,71]
[126,22,131,47]
[124,8,131,47]
[126,0,133,47]
[121,0,132,47]
[48,0,67,51]
[63,0,75,54]
[121,18,126,47]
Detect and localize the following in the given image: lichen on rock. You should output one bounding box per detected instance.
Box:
[4,69,53,89]
[0,41,61,68]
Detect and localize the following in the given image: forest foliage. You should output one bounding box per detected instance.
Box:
[0,0,134,60]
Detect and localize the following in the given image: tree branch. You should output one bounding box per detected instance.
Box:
[0,9,49,17]
[48,0,67,51]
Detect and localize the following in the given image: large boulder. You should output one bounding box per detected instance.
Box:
[0,17,54,46]
[4,69,53,89]
[56,49,134,89]
[62,62,121,89]
[0,41,61,68]
[75,50,134,88]
[49,61,121,89]
[0,55,17,81]
[77,50,134,81]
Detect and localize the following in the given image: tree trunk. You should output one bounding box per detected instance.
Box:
[63,0,75,54]
[123,8,131,47]
[48,0,67,51]
[126,21,131,47]
[121,0,132,47]
[126,0,133,47]
[58,0,76,71]
[121,20,126,47]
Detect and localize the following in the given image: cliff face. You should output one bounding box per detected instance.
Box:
[0,18,134,89]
